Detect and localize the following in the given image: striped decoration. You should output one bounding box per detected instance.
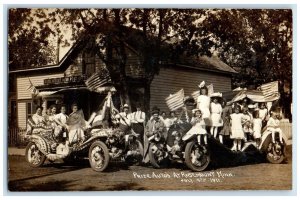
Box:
[85,72,111,92]
[260,81,279,98]
[165,89,185,111]
[26,78,39,95]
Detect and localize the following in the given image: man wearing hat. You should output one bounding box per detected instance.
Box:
[116,103,132,132]
[143,106,167,163]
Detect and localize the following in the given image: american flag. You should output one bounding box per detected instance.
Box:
[26,78,39,96]
[165,89,185,111]
[260,81,279,100]
[85,72,111,92]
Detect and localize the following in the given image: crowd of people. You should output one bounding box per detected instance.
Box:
[27,81,284,152]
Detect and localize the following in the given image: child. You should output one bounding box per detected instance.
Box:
[230,106,244,151]
[197,81,211,124]
[210,94,223,139]
[267,112,283,144]
[183,108,207,145]
[241,107,253,142]
[252,110,262,147]
[219,101,232,144]
[259,103,269,127]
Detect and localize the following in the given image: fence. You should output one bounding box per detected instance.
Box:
[279,119,292,140]
[8,127,27,147]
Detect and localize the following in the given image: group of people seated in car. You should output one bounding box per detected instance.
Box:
[27,103,86,146]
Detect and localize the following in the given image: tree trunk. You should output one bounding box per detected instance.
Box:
[144,82,151,118]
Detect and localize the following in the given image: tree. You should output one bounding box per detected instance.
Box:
[9,9,57,70]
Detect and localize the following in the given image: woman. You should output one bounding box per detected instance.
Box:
[66,103,86,145]
[32,106,45,125]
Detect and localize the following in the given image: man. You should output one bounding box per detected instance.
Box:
[54,105,69,141]
[54,105,68,127]
[130,103,146,142]
[117,104,131,133]
[143,106,167,163]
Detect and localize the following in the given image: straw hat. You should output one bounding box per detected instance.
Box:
[210,92,222,98]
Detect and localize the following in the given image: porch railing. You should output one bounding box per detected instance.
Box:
[8,127,27,147]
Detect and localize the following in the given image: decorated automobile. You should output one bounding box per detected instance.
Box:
[25,92,144,172]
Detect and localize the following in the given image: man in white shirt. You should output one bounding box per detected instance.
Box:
[54,105,69,141]
[55,105,68,127]
[131,103,146,141]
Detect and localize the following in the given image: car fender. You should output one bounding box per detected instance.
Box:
[259,130,288,151]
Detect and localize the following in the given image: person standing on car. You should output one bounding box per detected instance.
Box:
[230,105,244,151]
[197,81,211,125]
[210,93,223,139]
[219,100,232,144]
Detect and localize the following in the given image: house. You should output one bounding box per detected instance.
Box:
[9,35,236,130]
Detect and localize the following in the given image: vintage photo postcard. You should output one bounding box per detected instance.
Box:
[6,7,293,192]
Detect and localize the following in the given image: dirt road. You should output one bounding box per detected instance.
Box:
[7,146,292,191]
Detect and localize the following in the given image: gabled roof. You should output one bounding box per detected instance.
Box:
[10,27,236,76]
[173,55,237,74]
[9,37,89,75]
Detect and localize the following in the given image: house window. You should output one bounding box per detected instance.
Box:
[83,52,96,77]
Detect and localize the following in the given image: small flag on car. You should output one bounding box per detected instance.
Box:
[165,89,185,111]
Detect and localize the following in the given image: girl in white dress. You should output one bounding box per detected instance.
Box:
[252,111,262,147]
[230,106,244,151]
[210,96,223,139]
[197,86,211,125]
[183,109,207,145]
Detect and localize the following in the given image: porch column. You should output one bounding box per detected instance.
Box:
[41,98,47,116]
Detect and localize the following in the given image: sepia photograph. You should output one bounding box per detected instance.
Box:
[6,7,293,192]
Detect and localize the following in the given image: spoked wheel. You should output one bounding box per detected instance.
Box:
[266,141,286,164]
[89,140,110,172]
[125,140,144,166]
[185,140,210,172]
[148,143,169,168]
[25,142,46,167]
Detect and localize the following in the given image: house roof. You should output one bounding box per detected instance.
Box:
[10,27,236,76]
[9,37,89,75]
[174,55,237,74]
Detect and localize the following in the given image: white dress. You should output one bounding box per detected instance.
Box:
[259,108,268,120]
[186,117,207,135]
[230,113,244,139]
[253,118,262,139]
[197,95,211,119]
[210,102,223,127]
[32,114,44,125]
